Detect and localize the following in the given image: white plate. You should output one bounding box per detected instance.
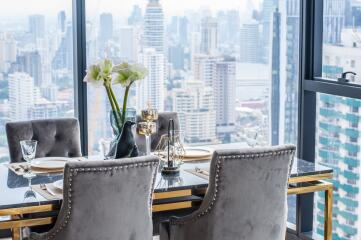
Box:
[184,147,213,158]
[31,157,72,169]
[53,180,63,190]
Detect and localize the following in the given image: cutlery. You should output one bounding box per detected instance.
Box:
[40,184,57,196]
[195,167,209,176]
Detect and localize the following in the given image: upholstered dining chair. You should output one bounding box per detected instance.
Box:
[30,155,159,240]
[160,145,296,240]
[135,112,180,153]
[6,118,82,163]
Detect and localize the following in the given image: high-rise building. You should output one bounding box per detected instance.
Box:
[8,72,37,120]
[282,0,299,145]
[144,0,164,53]
[323,0,346,44]
[119,26,140,62]
[137,48,165,111]
[57,11,66,33]
[315,29,361,239]
[192,54,236,142]
[173,80,216,144]
[214,57,236,142]
[53,24,73,70]
[128,5,143,26]
[200,17,218,55]
[99,13,113,51]
[12,50,42,87]
[29,15,45,43]
[168,44,185,70]
[270,8,281,145]
[239,21,260,63]
[261,0,279,63]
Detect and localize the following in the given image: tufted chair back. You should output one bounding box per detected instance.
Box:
[6,118,82,163]
[135,112,180,153]
[160,145,296,240]
[30,156,159,240]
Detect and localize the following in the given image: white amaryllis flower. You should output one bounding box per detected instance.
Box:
[113,62,148,87]
[84,59,114,86]
[83,64,101,84]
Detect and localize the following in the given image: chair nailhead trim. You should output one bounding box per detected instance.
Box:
[171,148,296,226]
[43,161,158,239]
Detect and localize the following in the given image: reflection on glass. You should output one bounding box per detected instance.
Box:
[23,188,38,203]
[314,93,361,238]
[322,0,361,84]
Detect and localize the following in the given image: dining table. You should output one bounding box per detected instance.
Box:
[0,144,333,240]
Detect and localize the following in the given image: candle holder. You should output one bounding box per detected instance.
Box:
[137,108,158,155]
[156,119,185,175]
[137,121,156,155]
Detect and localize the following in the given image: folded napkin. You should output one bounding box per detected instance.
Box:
[32,183,63,200]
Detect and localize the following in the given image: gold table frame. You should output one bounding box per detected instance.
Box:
[0,173,333,240]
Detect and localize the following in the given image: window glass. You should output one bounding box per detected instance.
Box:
[0,1,74,162]
[86,0,300,225]
[314,93,361,238]
[322,0,361,83]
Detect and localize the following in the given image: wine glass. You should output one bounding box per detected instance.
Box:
[99,138,116,160]
[20,140,37,186]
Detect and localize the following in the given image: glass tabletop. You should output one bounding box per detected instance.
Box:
[0,155,332,210]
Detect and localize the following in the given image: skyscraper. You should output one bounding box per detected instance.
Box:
[192,54,236,142]
[8,72,37,120]
[200,17,218,55]
[282,0,299,145]
[119,26,140,62]
[144,0,164,53]
[261,0,279,63]
[214,57,236,142]
[315,29,361,239]
[270,8,281,145]
[12,50,42,87]
[323,0,346,44]
[128,5,143,26]
[57,11,66,33]
[99,13,113,51]
[173,80,216,144]
[239,21,260,63]
[29,15,45,43]
[137,48,165,110]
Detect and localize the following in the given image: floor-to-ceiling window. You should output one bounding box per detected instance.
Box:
[312,1,361,239]
[84,0,300,225]
[0,0,75,162]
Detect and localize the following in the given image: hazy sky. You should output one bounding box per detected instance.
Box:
[0,0,261,19]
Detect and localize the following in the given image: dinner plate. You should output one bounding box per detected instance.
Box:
[184,147,213,158]
[31,157,72,169]
[53,180,64,190]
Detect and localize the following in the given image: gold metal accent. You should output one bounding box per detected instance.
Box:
[288,173,333,184]
[0,204,59,216]
[153,189,192,200]
[153,202,193,212]
[0,217,54,229]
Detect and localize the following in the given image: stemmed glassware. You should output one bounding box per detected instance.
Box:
[20,140,37,187]
[99,138,116,160]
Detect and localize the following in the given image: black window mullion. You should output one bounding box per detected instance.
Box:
[72,0,88,155]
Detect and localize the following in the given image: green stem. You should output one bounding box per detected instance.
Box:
[121,85,131,125]
[109,87,121,116]
[105,85,121,131]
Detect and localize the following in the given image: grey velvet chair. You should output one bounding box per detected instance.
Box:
[6,118,82,163]
[135,112,180,153]
[160,145,296,240]
[30,156,159,240]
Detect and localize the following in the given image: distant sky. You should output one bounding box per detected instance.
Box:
[0,0,261,19]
